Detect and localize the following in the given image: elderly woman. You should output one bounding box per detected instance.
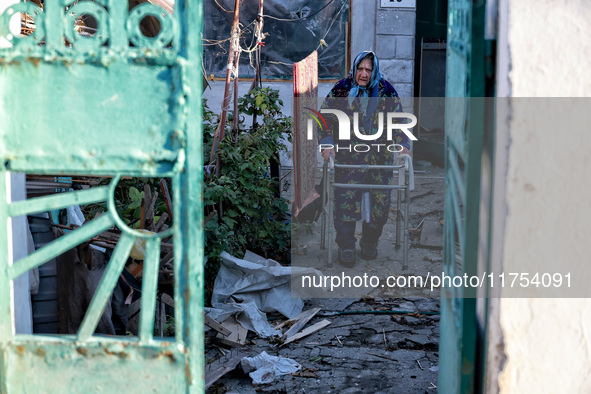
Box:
[318,51,411,266]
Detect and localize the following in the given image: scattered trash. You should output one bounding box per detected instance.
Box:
[241,351,302,385]
[66,205,85,228]
[201,164,446,391]
[129,229,156,260]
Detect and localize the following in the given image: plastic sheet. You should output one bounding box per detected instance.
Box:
[203,0,349,79]
[205,251,325,338]
[241,351,302,384]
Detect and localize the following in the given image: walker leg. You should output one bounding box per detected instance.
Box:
[403,182,410,271]
[396,189,402,248]
[320,162,327,250]
[327,166,334,268]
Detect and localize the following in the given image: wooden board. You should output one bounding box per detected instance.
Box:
[204,314,231,337]
[216,316,248,347]
[282,307,321,339]
[282,319,331,346]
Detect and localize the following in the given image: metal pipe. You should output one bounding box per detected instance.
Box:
[331,183,406,190]
[327,156,335,267]
[396,188,401,248]
[334,164,404,170]
[403,168,410,270]
[320,161,327,249]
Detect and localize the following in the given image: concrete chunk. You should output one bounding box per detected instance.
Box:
[420,219,444,248]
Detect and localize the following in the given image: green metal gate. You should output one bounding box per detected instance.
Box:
[439,0,487,392]
[0,1,204,392]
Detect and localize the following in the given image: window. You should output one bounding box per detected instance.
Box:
[202,0,349,80]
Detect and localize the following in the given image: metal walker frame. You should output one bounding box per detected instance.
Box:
[320,154,412,270]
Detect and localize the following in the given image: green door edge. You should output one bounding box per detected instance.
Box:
[439,0,493,392]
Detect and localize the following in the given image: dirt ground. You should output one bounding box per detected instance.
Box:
[206,161,445,393]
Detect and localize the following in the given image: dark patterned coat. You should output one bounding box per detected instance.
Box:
[318,77,410,226]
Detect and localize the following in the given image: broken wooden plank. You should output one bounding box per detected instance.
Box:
[160,179,173,221]
[147,190,159,232]
[161,293,175,308]
[282,307,321,339]
[204,210,217,225]
[160,249,174,269]
[275,307,320,331]
[140,184,150,230]
[282,319,331,346]
[205,349,246,389]
[274,316,297,331]
[216,315,248,346]
[159,299,165,337]
[204,314,231,337]
[155,212,169,233]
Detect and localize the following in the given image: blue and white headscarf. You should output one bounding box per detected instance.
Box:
[348,51,383,104]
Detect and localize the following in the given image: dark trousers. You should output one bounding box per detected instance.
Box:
[334,219,384,250]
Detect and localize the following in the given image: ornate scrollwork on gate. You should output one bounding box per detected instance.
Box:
[0,0,179,58]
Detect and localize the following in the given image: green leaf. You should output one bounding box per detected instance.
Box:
[129,187,143,202]
[222,217,236,229]
[226,210,239,218]
[255,95,264,107]
[129,200,141,209]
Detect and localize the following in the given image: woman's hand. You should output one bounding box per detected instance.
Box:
[399,147,412,157]
[322,148,336,162]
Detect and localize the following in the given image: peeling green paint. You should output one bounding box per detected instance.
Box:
[0,0,203,392]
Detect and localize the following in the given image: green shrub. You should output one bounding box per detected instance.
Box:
[203,88,292,304]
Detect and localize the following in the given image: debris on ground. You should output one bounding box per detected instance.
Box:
[241,351,302,385]
[204,164,445,393]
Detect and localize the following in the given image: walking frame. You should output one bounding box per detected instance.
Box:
[320,153,413,270]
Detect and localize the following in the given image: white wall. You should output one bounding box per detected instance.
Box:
[492,0,591,391]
